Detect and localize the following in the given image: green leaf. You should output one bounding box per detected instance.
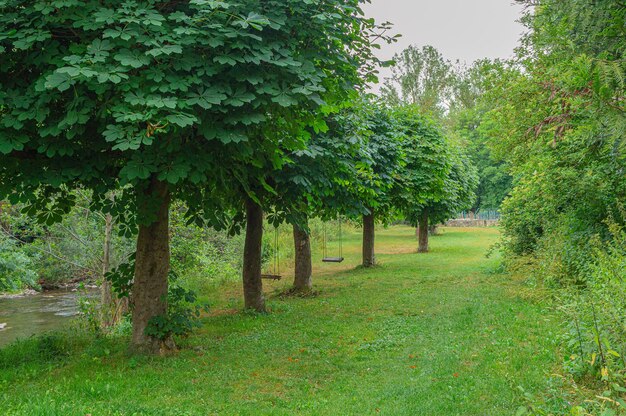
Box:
[186,88,227,109]
[114,50,150,69]
[44,72,73,91]
[120,160,155,181]
[166,114,197,128]
[271,91,298,107]
[0,133,28,154]
[225,87,255,107]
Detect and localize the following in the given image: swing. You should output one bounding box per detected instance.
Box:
[261,227,282,280]
[322,219,344,263]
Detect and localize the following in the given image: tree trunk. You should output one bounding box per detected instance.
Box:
[418,209,429,253]
[101,212,128,329]
[292,219,312,293]
[101,213,114,327]
[362,209,375,267]
[242,198,266,312]
[131,179,172,353]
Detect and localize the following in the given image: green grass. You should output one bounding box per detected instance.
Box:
[0,226,560,415]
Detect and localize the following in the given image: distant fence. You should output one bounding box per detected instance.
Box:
[457,210,501,221]
[446,210,501,227]
[446,219,499,227]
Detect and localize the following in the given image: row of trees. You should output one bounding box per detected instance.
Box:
[0,1,477,353]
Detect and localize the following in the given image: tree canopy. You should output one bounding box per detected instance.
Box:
[0,0,392,350]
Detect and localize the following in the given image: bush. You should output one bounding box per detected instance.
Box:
[0,237,39,292]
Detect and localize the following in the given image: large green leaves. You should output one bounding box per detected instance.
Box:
[0,0,392,231]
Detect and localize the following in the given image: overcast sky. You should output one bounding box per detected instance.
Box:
[363,0,526,82]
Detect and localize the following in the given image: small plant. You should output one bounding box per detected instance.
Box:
[145,272,209,342]
[77,284,102,335]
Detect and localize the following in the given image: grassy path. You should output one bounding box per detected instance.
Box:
[0,227,559,415]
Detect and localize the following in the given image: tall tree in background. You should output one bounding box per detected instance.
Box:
[266,106,369,293]
[414,144,478,252]
[382,45,455,118]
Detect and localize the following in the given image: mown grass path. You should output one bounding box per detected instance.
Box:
[1,227,559,415]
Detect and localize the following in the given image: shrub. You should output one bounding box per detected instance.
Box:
[0,237,39,292]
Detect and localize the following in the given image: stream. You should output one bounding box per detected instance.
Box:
[0,289,93,348]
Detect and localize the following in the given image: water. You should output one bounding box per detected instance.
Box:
[0,290,91,348]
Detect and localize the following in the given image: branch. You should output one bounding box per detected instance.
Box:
[0,227,99,275]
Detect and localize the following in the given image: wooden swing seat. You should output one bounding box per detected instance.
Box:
[261,274,282,280]
[322,257,344,263]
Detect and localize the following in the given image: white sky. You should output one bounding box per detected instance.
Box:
[363,0,526,82]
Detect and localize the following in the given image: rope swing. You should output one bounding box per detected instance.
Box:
[322,218,344,263]
[261,227,282,280]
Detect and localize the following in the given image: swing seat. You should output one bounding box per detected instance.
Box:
[261,274,282,280]
[322,257,344,263]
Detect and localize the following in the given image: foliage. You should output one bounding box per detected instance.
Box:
[427,144,478,225]
[447,60,516,212]
[485,1,626,260]
[268,97,404,230]
[337,98,405,224]
[0,1,391,340]
[382,45,456,118]
[559,221,626,410]
[1,196,133,287]
[0,0,386,218]
[393,107,476,227]
[145,272,208,341]
[381,45,488,219]
[169,203,244,290]
[485,0,626,412]
[0,236,39,292]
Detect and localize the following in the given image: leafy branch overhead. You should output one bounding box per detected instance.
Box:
[0,0,393,227]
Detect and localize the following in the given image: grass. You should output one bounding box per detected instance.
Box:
[0,226,561,415]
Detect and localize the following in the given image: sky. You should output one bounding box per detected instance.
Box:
[363,0,527,81]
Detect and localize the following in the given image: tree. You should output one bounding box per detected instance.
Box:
[356,101,403,267]
[290,99,404,270]
[447,60,516,212]
[416,145,478,252]
[382,45,456,118]
[0,0,389,350]
[392,108,457,253]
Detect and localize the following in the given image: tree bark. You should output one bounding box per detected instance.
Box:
[362,209,375,267]
[101,213,114,327]
[242,198,266,312]
[418,209,429,253]
[292,219,312,293]
[131,179,172,353]
[101,212,128,329]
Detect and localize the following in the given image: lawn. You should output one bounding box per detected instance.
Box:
[0,226,560,415]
